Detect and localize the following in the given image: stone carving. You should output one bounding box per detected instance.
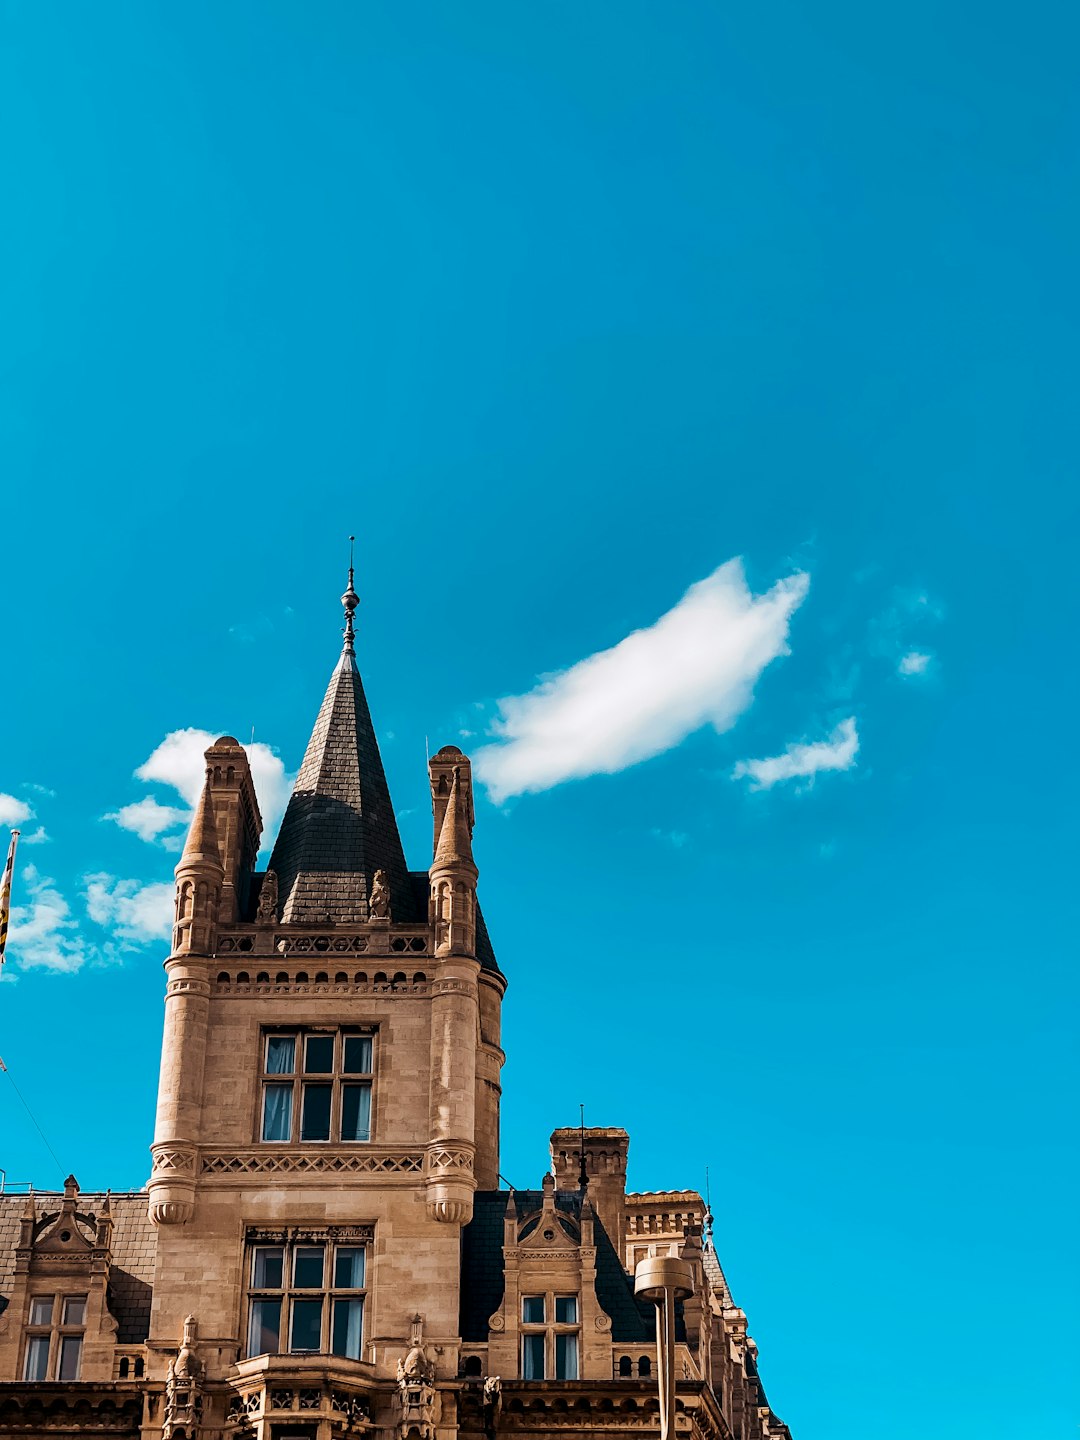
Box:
[256,870,278,922]
[369,869,391,920]
[483,1376,502,1439]
[396,1316,441,1439]
[163,1314,203,1438]
[200,1149,423,1177]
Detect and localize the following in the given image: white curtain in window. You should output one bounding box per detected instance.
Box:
[262,1083,292,1141]
[266,1036,295,1073]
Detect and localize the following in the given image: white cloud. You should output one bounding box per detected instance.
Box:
[84,874,174,946]
[5,865,91,973]
[473,559,810,801]
[133,728,292,852]
[0,793,33,827]
[20,826,50,845]
[104,796,190,844]
[898,650,932,676]
[733,717,859,790]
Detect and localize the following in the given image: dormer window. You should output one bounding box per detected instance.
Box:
[260,1029,374,1143]
[520,1294,579,1379]
[23,1294,86,1381]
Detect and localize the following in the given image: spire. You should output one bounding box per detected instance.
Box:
[342,534,358,656]
[178,772,222,871]
[269,561,413,924]
[432,765,475,872]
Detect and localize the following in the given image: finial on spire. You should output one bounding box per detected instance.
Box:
[342,534,359,655]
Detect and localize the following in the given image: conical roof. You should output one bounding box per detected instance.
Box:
[270,642,413,924]
[433,765,476,872]
[177,773,222,871]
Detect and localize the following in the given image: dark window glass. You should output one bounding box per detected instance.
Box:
[556,1332,579,1380]
[341,1084,372,1142]
[29,1297,53,1326]
[58,1335,83,1381]
[248,1299,281,1355]
[290,1298,323,1352]
[293,1246,324,1289]
[62,1297,86,1325]
[555,1296,577,1323]
[332,1297,364,1359]
[343,1036,372,1074]
[522,1332,545,1379]
[335,1247,365,1288]
[301,1084,332,1140]
[23,1336,49,1381]
[304,1035,334,1073]
[522,1296,545,1324]
[253,1247,284,1288]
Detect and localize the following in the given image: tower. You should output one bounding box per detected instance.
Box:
[0,567,793,1440]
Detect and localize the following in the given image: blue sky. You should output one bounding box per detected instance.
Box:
[1,2,1076,1434]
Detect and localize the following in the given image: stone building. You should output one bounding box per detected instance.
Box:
[0,573,791,1440]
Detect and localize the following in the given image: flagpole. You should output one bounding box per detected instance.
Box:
[0,828,21,970]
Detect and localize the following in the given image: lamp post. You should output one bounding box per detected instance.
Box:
[634,1255,694,1440]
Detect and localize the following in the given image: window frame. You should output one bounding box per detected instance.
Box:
[520,1291,580,1380]
[22,1292,87,1381]
[244,1230,370,1362]
[258,1027,375,1145]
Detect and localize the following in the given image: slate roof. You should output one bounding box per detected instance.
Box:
[0,1192,156,1344]
[270,649,417,925]
[460,1190,667,1344]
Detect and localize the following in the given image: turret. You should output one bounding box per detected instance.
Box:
[171,772,223,956]
[149,763,224,1227]
[203,735,261,922]
[428,750,477,956]
[425,747,481,1223]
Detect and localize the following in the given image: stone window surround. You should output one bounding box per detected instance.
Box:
[519,1291,581,1381]
[258,1025,377,1146]
[244,1226,372,1363]
[22,1291,87,1382]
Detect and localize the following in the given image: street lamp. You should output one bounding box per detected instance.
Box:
[634,1256,694,1440]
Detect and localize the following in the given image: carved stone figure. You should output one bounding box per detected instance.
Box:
[483,1375,502,1438]
[163,1314,203,1437]
[396,1317,440,1439]
[369,868,391,920]
[256,869,278,923]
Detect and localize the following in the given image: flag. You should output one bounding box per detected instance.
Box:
[0,828,19,968]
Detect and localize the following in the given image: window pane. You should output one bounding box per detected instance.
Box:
[252,1246,284,1288]
[555,1295,578,1324]
[266,1035,296,1074]
[300,1083,332,1140]
[59,1335,83,1381]
[522,1295,545,1324]
[62,1296,87,1326]
[290,1298,323,1352]
[262,1083,293,1141]
[341,1084,372,1142]
[522,1332,545,1379]
[332,1297,364,1359]
[343,1035,372,1074]
[23,1335,49,1381]
[556,1332,578,1380]
[293,1245,325,1289]
[248,1298,281,1356]
[334,1246,366,1289]
[29,1296,53,1326]
[304,1034,335,1073]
